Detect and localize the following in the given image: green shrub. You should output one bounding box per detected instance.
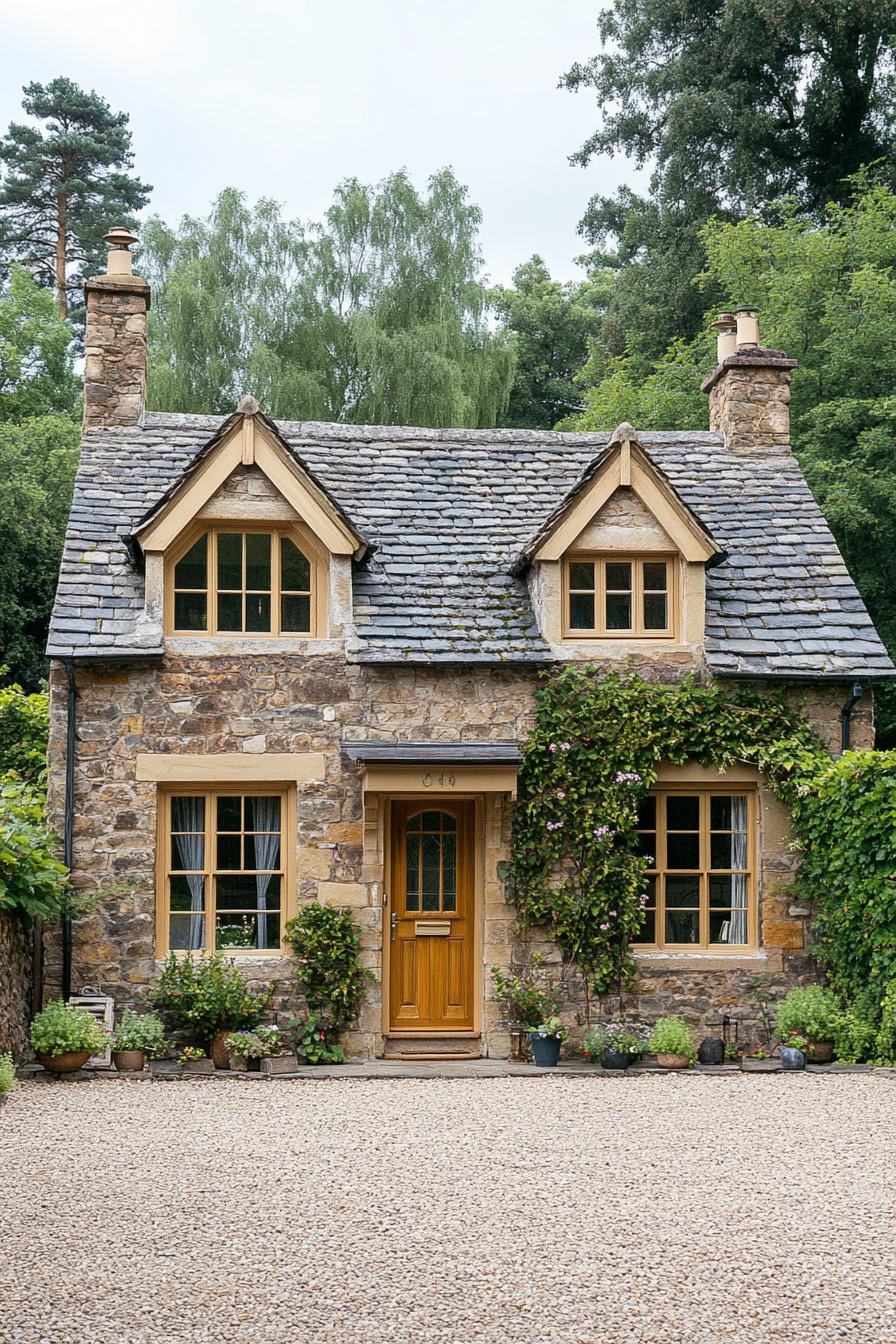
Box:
[0,776,70,918]
[874,982,896,1065]
[491,956,560,1029]
[30,1000,106,1057]
[287,1011,345,1064]
[776,985,839,1044]
[0,1050,14,1095]
[225,1026,281,1059]
[150,953,274,1045]
[110,1010,168,1057]
[283,902,367,1031]
[648,1016,696,1063]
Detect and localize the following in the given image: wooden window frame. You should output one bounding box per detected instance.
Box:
[632,786,757,953]
[562,553,679,639]
[155,785,296,957]
[164,521,327,638]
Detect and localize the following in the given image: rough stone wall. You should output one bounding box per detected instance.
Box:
[706,357,794,453]
[0,908,33,1062]
[83,276,149,428]
[45,656,866,1057]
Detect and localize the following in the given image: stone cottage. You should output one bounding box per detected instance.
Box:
[45,230,894,1058]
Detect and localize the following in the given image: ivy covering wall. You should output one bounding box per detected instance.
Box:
[507,669,896,1057]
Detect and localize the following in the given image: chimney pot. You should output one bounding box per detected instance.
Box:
[711,312,737,363]
[735,306,759,350]
[103,226,139,277]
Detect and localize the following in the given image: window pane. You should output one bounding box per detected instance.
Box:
[711,833,748,870]
[666,909,699,943]
[170,913,204,950]
[569,593,595,630]
[666,795,699,829]
[216,874,266,911]
[667,833,700,868]
[281,594,311,633]
[421,834,441,912]
[251,831,281,872]
[169,874,204,912]
[605,562,632,591]
[172,795,205,834]
[216,834,241,870]
[217,533,242,590]
[246,796,281,833]
[710,795,746,830]
[281,537,311,591]
[709,875,749,909]
[174,592,207,631]
[665,875,700,907]
[643,594,668,630]
[405,833,420,911]
[217,592,242,631]
[442,834,457,911]
[421,812,444,829]
[642,562,667,592]
[569,562,595,590]
[246,593,271,633]
[174,535,207,590]
[637,796,656,829]
[217,796,241,831]
[246,533,271,591]
[635,831,656,862]
[216,917,256,949]
[605,593,632,630]
[634,908,656,943]
[171,832,204,872]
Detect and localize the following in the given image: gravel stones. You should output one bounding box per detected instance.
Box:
[1,1074,894,1344]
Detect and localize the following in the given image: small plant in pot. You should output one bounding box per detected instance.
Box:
[583,1021,649,1069]
[150,952,274,1069]
[226,1025,280,1071]
[180,1045,215,1074]
[491,956,561,1061]
[648,1016,697,1069]
[30,1000,106,1073]
[776,985,838,1063]
[779,1031,808,1070]
[528,1016,568,1067]
[110,1010,168,1072]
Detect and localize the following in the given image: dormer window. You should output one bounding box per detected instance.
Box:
[168,526,316,636]
[563,555,676,638]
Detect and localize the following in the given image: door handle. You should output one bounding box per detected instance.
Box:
[390,911,398,942]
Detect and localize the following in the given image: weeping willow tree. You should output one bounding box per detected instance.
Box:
[142,170,514,427]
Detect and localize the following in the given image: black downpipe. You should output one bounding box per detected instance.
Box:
[62,659,77,1001]
[840,680,863,754]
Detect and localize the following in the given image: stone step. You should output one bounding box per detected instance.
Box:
[383,1034,481,1061]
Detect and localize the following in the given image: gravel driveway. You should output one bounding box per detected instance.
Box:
[1,1074,894,1344]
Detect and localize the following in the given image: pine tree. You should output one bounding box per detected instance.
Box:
[0,77,151,317]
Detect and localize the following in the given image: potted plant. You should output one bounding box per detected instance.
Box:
[648,1016,697,1069]
[779,1031,807,1070]
[491,957,561,1061]
[226,1025,280,1071]
[30,999,106,1074]
[150,952,274,1069]
[583,1022,648,1069]
[0,1050,14,1106]
[180,1046,215,1074]
[528,1016,568,1067]
[776,985,838,1063]
[110,1009,167,1072]
[285,1012,346,1065]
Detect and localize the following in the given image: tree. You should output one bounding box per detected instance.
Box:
[143,171,515,428]
[562,2,896,356]
[0,77,151,317]
[0,413,79,689]
[493,256,605,428]
[0,265,78,420]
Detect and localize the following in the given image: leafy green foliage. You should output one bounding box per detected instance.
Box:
[0,414,79,690]
[0,1050,14,1094]
[0,267,78,420]
[490,955,561,1030]
[775,985,839,1044]
[288,1011,345,1064]
[647,1015,697,1063]
[0,677,48,784]
[284,901,367,1032]
[224,1026,280,1060]
[30,999,105,1056]
[110,1009,168,1057]
[508,669,818,1005]
[143,173,514,427]
[150,953,274,1044]
[0,77,151,317]
[0,775,69,918]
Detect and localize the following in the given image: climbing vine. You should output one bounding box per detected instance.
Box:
[507,668,896,1044]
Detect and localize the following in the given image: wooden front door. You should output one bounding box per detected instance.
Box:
[389,800,475,1031]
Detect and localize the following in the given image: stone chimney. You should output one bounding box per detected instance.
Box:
[83,227,150,429]
[701,307,797,453]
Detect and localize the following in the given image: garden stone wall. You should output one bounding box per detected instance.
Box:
[0,908,33,1062]
[44,653,870,1058]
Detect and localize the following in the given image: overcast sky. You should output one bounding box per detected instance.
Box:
[0,0,640,286]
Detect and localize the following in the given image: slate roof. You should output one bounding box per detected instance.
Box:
[47,412,895,679]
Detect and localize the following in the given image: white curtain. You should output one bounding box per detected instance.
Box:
[172,796,205,950]
[726,795,748,944]
[253,797,281,950]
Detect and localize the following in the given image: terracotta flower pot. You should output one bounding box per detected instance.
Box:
[210,1032,231,1070]
[37,1050,91,1074]
[656,1052,690,1070]
[112,1049,145,1073]
[806,1041,834,1064]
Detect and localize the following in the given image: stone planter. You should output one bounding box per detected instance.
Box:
[37,1050,91,1074]
[112,1049,145,1073]
[210,1033,231,1070]
[182,1058,216,1074]
[149,1059,182,1076]
[806,1041,834,1064]
[262,1054,297,1076]
[655,1052,690,1070]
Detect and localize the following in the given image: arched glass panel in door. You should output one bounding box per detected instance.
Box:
[404,811,457,913]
